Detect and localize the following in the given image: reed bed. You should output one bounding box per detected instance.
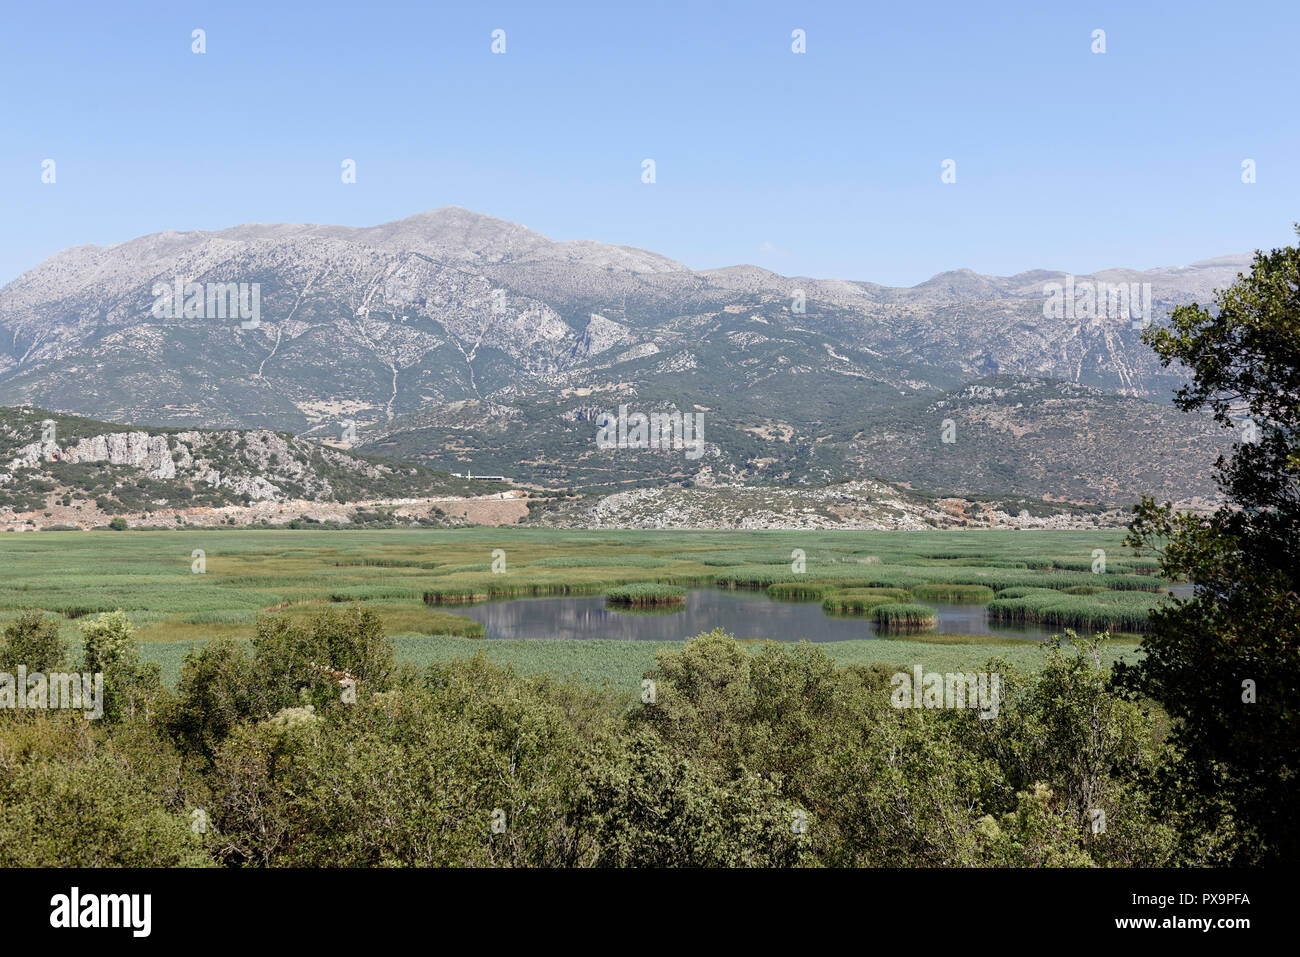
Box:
[872,603,939,631]
[528,555,670,568]
[821,588,913,614]
[604,584,687,606]
[987,588,1163,632]
[766,582,835,600]
[715,564,1163,594]
[0,527,1168,643]
[909,583,995,602]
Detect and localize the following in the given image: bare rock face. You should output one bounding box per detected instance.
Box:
[6,442,44,470]
[60,432,176,479]
[217,473,282,500]
[0,404,488,522]
[571,314,631,360]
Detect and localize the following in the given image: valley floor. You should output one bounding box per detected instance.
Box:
[0,527,1158,688]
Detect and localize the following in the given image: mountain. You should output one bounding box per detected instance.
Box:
[0,208,1247,505]
[0,405,503,529]
[841,375,1231,505]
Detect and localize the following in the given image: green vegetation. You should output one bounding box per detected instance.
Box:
[1123,232,1300,865]
[604,584,687,606]
[766,582,834,600]
[0,605,1191,867]
[910,583,995,602]
[0,610,65,671]
[872,603,938,631]
[988,588,1164,633]
[131,630,1138,691]
[821,587,912,614]
[0,528,1169,647]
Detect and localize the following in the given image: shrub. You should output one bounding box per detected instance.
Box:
[0,610,66,671]
[80,610,162,722]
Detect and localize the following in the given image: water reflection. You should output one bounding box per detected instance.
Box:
[457,588,1081,643]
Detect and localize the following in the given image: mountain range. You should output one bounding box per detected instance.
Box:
[0,208,1243,508]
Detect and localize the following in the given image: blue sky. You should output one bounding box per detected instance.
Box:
[2,0,1296,286]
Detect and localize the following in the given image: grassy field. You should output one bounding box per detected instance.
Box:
[123,632,1142,693]
[0,527,1162,686]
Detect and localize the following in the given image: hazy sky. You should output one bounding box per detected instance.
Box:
[2,0,1296,286]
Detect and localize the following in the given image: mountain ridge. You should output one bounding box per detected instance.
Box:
[0,208,1249,507]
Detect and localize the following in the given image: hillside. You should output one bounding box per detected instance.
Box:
[0,405,500,527]
[0,403,1159,532]
[842,376,1232,505]
[522,480,1129,531]
[360,373,1230,504]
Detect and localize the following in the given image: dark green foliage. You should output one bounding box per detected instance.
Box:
[0,715,211,867]
[79,611,163,722]
[1123,230,1300,864]
[0,611,1197,867]
[250,605,395,711]
[164,638,269,763]
[0,610,66,671]
[577,730,811,866]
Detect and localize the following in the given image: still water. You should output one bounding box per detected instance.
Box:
[459,588,1069,643]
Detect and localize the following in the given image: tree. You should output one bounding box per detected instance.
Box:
[250,605,397,712]
[962,636,1177,867]
[577,729,811,867]
[206,656,613,867]
[0,610,66,672]
[1123,228,1300,863]
[79,610,163,722]
[165,637,269,763]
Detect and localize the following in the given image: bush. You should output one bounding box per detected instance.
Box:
[0,716,211,867]
[79,610,163,721]
[0,610,66,671]
[165,638,269,763]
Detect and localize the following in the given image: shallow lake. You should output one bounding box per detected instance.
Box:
[459,588,1084,643]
